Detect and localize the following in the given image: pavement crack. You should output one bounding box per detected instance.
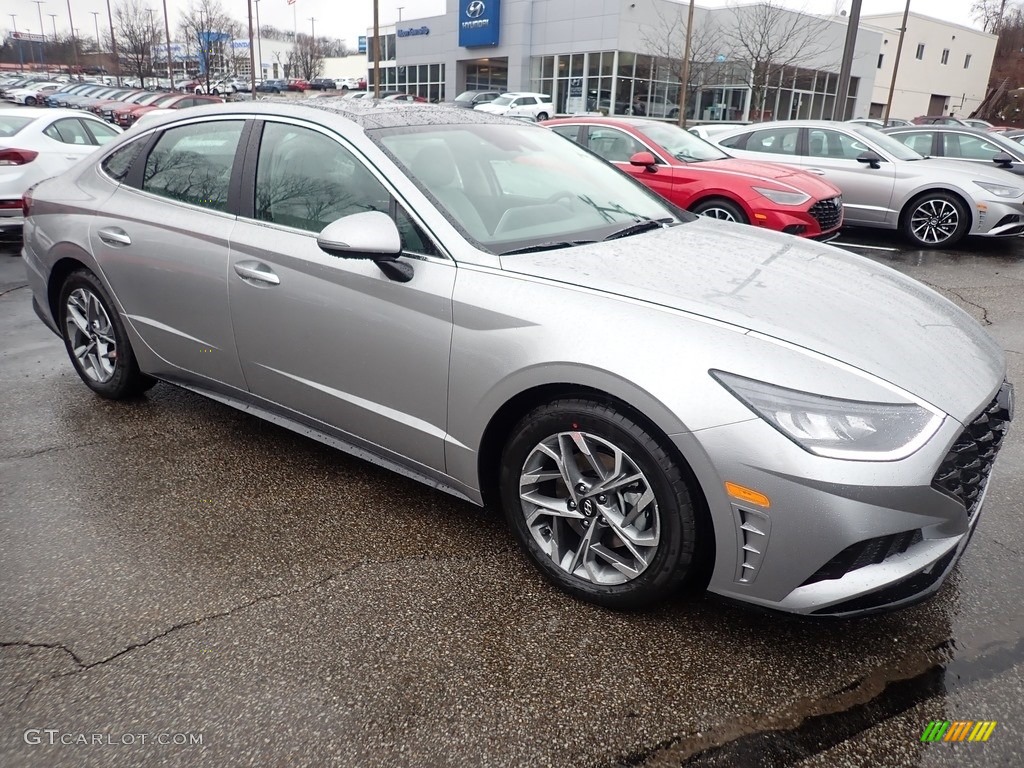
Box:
[0,433,156,462]
[0,641,86,668]
[991,539,1022,557]
[917,280,991,326]
[0,283,28,298]
[9,566,356,709]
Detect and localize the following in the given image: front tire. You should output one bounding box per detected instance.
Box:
[25,96,37,106]
[691,197,749,225]
[901,191,969,248]
[58,270,156,400]
[499,398,699,608]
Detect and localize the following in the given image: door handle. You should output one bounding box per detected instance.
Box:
[804,168,826,175]
[64,155,80,161]
[97,227,132,246]
[233,261,280,286]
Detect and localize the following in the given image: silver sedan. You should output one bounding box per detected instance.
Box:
[710,120,1024,246]
[22,101,1013,616]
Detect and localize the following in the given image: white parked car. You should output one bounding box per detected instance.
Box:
[0,109,121,240]
[475,92,553,121]
[3,82,65,106]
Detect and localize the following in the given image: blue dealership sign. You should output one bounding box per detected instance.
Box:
[459,0,500,48]
[358,35,367,53]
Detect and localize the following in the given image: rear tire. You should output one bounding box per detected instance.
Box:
[901,191,969,248]
[499,398,699,608]
[691,197,749,225]
[537,111,549,121]
[58,270,156,400]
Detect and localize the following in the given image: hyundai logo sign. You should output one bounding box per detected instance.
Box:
[459,0,500,47]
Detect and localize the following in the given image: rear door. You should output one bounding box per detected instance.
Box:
[90,118,249,390]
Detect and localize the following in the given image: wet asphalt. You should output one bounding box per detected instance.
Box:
[1,228,1022,768]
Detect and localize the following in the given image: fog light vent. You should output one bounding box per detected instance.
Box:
[734,507,771,584]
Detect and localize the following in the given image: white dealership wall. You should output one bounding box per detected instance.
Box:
[864,12,996,119]
[373,0,890,117]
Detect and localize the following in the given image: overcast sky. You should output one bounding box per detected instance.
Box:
[4,0,983,51]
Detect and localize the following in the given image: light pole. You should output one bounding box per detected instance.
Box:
[677,0,695,128]
[309,17,315,39]
[883,0,912,126]
[161,0,174,90]
[66,0,79,74]
[90,10,100,53]
[397,7,404,22]
[48,13,58,42]
[373,0,380,97]
[32,1,47,70]
[9,15,24,70]
[105,0,120,85]
[247,0,256,95]
[832,0,863,120]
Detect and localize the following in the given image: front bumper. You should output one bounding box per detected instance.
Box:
[748,195,843,239]
[975,198,1024,237]
[680,380,1012,617]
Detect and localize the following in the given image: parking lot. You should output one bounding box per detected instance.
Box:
[1,219,1022,768]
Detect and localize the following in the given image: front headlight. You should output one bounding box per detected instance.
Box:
[711,371,944,461]
[974,181,1024,199]
[751,186,811,206]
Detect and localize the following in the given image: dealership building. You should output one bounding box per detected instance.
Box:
[367,0,995,122]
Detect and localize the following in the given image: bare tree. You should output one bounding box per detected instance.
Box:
[289,33,327,81]
[179,0,236,92]
[721,1,835,120]
[641,6,723,121]
[971,0,1013,33]
[114,0,158,85]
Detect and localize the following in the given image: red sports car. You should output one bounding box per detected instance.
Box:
[543,117,844,238]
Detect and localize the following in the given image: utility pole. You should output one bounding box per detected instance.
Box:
[373,0,380,97]
[309,17,315,39]
[162,0,174,89]
[247,0,256,95]
[677,0,696,128]
[106,0,120,85]
[254,0,263,82]
[832,0,863,120]
[883,0,911,125]
[33,1,47,71]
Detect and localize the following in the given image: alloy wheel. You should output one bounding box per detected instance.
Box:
[518,431,660,585]
[910,198,959,245]
[65,287,117,383]
[698,206,738,222]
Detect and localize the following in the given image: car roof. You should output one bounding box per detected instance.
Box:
[129,99,535,132]
[883,124,1003,137]
[544,116,663,130]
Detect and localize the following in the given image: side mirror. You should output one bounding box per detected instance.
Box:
[856,151,883,169]
[992,152,1014,168]
[630,151,658,171]
[317,211,413,282]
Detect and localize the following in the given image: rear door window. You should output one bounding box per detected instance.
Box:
[141,120,244,211]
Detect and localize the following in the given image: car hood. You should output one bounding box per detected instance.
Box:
[909,156,1024,185]
[475,104,507,113]
[500,221,1003,422]
[697,158,842,197]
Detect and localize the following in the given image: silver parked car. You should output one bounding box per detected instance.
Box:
[881,124,1024,177]
[711,120,1024,246]
[22,102,1013,616]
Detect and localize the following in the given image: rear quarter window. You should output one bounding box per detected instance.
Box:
[100,138,147,181]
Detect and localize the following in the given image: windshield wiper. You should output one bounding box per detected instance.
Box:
[603,218,670,241]
[500,240,596,255]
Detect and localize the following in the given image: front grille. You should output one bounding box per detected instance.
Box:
[932,392,1011,521]
[802,529,923,586]
[809,195,842,232]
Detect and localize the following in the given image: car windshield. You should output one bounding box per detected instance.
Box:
[0,115,34,137]
[635,122,728,162]
[490,96,514,106]
[986,131,1024,157]
[375,123,686,255]
[849,125,923,160]
[454,91,479,103]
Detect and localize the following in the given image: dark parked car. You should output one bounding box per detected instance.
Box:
[256,79,288,94]
[450,90,501,109]
[883,124,1024,177]
[309,78,337,91]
